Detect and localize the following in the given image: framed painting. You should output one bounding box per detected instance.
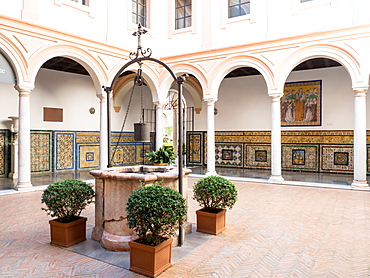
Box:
[281,80,321,126]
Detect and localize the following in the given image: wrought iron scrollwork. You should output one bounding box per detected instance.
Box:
[129,23,152,61]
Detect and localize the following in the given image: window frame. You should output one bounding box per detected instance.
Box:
[132,0,147,27]
[228,0,251,19]
[175,0,192,30]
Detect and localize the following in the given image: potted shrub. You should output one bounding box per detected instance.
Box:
[146,145,175,166]
[193,175,238,235]
[41,179,95,247]
[126,181,187,277]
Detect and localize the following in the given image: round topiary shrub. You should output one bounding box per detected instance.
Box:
[193,175,238,212]
[126,182,187,246]
[41,179,95,223]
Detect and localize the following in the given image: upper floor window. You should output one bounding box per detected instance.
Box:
[228,0,250,18]
[175,0,192,30]
[71,0,88,5]
[132,0,147,27]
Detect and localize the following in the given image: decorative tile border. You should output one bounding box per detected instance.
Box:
[31,131,53,172]
[320,145,354,173]
[215,143,243,167]
[244,144,271,168]
[282,145,319,171]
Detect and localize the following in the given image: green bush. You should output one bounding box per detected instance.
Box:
[126,182,187,246]
[146,146,175,164]
[41,179,95,223]
[193,175,238,212]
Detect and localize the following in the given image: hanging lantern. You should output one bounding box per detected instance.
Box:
[134,122,150,142]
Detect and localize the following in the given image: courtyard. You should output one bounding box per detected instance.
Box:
[1,176,370,277]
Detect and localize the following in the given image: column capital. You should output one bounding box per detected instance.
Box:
[204,97,217,105]
[153,101,166,109]
[97,93,107,102]
[268,91,283,102]
[353,86,368,97]
[15,84,34,96]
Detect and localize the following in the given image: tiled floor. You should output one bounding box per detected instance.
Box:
[1,176,370,277]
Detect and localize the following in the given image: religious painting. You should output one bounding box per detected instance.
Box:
[292,149,305,165]
[281,80,321,126]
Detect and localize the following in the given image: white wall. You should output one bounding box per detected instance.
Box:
[0,82,19,129]
[3,1,370,58]
[31,68,100,131]
[111,86,154,132]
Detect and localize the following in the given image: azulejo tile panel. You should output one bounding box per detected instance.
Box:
[31,131,53,172]
[215,143,243,167]
[55,131,75,171]
[110,143,152,166]
[76,131,100,170]
[136,143,152,164]
[187,132,203,165]
[282,145,319,171]
[244,144,271,168]
[78,145,100,169]
[0,130,10,176]
[320,145,354,173]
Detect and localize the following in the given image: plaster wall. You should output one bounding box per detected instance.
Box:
[0,0,22,19]
[2,1,370,58]
[0,82,18,129]
[31,68,100,131]
[111,86,154,132]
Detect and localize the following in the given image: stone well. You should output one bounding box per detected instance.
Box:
[90,165,192,251]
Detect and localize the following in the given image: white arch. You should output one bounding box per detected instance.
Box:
[109,61,159,102]
[0,32,27,85]
[158,63,207,103]
[208,55,275,99]
[28,44,107,94]
[276,43,369,91]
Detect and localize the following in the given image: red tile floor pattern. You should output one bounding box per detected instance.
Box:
[1,177,370,277]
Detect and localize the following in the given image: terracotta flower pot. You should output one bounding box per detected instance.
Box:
[129,237,173,277]
[196,209,226,235]
[153,163,169,166]
[49,217,87,247]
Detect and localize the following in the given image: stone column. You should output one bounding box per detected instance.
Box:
[155,102,164,150]
[352,87,368,187]
[98,92,108,169]
[15,85,33,190]
[205,98,217,175]
[268,92,284,183]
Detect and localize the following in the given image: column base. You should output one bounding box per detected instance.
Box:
[15,181,33,191]
[351,180,369,188]
[205,171,218,176]
[268,175,284,184]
